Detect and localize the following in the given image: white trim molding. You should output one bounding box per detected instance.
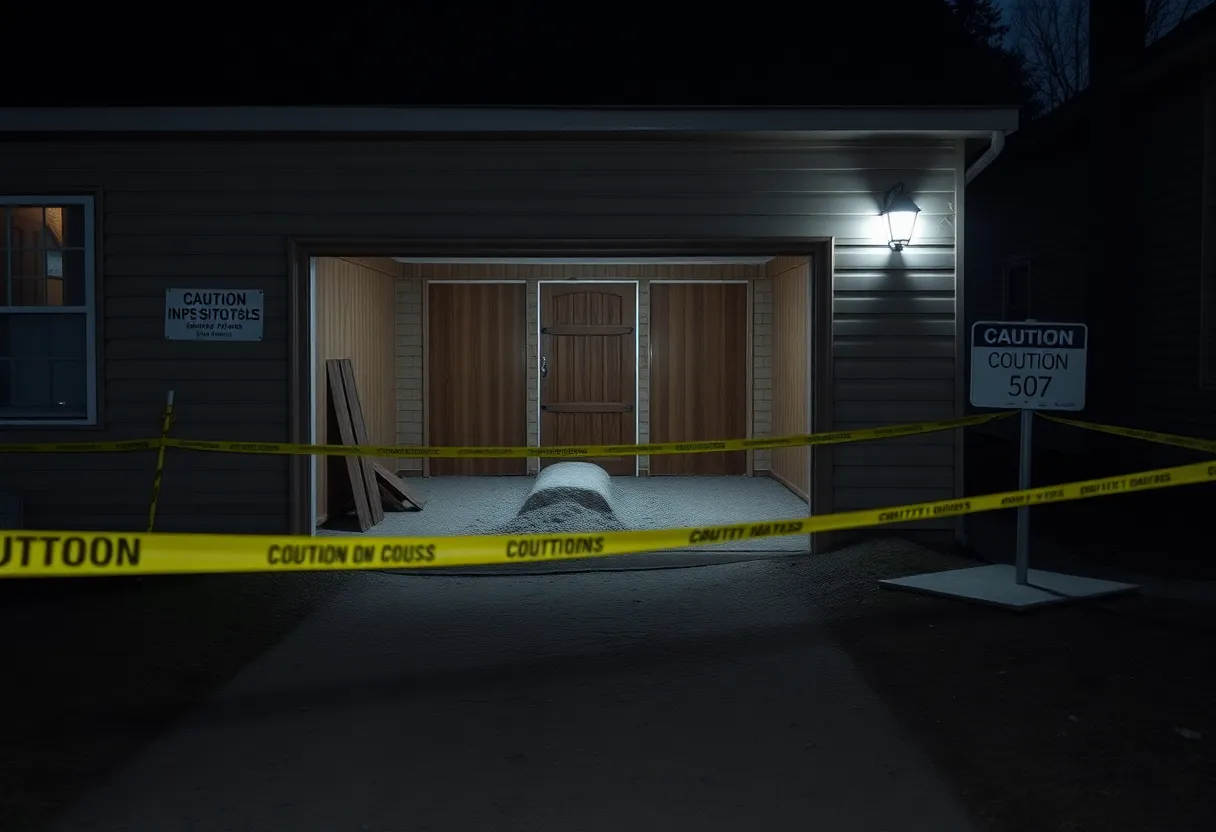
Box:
[0,106,1019,137]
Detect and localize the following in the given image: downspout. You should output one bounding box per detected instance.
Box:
[955,128,1007,552]
[964,130,1006,184]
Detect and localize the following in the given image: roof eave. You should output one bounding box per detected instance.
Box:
[0,105,1020,137]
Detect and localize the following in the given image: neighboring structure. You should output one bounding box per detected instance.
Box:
[0,105,1018,540]
[965,1,1216,477]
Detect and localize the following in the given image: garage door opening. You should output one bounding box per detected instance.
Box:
[308,255,821,562]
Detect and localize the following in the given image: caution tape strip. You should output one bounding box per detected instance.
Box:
[4,457,1214,579]
[0,412,1012,458]
[0,439,159,454]
[1037,414,1216,455]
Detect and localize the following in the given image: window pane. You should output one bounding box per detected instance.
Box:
[0,358,87,417]
[45,205,87,248]
[52,360,88,408]
[9,254,84,306]
[60,250,85,305]
[9,359,50,408]
[12,247,41,277]
[3,206,86,307]
[0,313,88,360]
[11,207,43,242]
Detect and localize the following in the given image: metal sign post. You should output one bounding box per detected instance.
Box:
[1016,406,1033,585]
[880,319,1139,610]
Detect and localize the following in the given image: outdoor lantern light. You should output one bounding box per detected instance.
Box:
[881,182,921,251]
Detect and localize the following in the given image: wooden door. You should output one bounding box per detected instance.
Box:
[428,282,528,476]
[539,282,637,476]
[649,282,748,475]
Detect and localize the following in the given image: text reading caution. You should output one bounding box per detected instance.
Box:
[165,289,264,342]
[970,321,1088,412]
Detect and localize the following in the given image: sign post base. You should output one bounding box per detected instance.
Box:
[878,563,1139,611]
[936,318,1118,611]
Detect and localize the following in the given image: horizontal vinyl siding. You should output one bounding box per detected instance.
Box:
[0,140,959,245]
[0,137,958,534]
[831,164,960,539]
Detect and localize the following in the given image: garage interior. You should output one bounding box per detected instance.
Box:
[310,256,816,556]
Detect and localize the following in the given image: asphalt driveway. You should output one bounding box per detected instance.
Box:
[5,537,1212,832]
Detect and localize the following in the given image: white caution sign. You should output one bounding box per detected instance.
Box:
[970,321,1087,411]
[164,289,264,342]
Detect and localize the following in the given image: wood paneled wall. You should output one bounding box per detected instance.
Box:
[409,262,765,474]
[314,257,401,523]
[648,282,748,475]
[768,257,810,498]
[428,282,529,475]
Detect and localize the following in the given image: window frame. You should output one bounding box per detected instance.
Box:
[1001,256,1032,322]
[0,195,98,426]
[1201,83,1216,389]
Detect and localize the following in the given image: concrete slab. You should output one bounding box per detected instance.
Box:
[879,563,1140,611]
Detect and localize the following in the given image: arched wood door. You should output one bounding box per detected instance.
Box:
[539,282,637,476]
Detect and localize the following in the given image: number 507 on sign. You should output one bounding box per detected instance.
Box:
[969,322,1087,412]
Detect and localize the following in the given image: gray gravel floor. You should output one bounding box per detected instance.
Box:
[320,475,812,572]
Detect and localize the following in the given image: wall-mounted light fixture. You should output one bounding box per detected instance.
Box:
[881,182,921,251]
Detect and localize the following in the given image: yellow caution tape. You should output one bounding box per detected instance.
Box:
[159,412,1014,459]
[4,457,1213,580]
[0,412,1009,458]
[0,439,159,454]
[1038,414,1216,455]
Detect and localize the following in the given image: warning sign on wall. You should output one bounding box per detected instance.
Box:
[164,289,264,342]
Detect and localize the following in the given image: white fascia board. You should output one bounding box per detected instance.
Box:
[0,106,1019,136]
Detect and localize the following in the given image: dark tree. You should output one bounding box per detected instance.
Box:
[947,0,1042,116]
[1011,0,1213,111]
[950,0,1014,46]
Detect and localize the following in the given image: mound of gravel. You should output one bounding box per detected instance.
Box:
[492,461,627,534]
[494,499,628,534]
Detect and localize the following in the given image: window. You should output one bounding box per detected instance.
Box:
[1002,258,1031,322]
[1202,86,1216,387]
[0,197,96,425]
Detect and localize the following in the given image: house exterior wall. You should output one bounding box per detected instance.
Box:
[962,128,1094,456]
[1204,84,1216,389]
[0,137,961,537]
[1131,73,1216,467]
[965,74,1216,473]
